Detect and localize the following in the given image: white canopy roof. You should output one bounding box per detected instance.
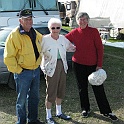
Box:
[76,0,124,28]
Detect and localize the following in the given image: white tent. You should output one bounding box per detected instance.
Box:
[72,0,124,28]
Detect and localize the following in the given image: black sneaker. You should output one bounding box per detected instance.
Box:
[81,110,91,118]
[103,113,118,121]
[56,113,71,120]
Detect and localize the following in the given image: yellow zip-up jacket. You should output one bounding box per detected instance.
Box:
[4,26,42,74]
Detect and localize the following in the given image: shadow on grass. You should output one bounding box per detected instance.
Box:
[52,116,85,124]
[69,119,85,124]
[0,67,124,123]
[0,84,16,115]
[92,112,124,124]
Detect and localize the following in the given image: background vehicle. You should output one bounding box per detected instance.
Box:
[0,0,60,28]
[0,0,74,89]
[58,0,78,26]
[0,25,73,90]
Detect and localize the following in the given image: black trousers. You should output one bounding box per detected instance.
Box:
[73,62,112,114]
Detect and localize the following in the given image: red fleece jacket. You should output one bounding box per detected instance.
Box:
[65,25,103,67]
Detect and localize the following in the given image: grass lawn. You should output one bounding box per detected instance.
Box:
[108,38,124,42]
[62,25,72,31]
[0,45,124,124]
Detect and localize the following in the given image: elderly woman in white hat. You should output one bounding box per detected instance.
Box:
[40,18,76,124]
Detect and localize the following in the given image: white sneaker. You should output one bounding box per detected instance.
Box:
[46,118,55,124]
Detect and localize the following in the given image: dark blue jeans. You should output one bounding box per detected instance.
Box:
[14,67,40,124]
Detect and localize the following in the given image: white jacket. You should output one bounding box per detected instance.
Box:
[40,34,75,77]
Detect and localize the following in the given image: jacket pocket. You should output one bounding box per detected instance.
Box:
[18,55,24,65]
[18,54,35,66]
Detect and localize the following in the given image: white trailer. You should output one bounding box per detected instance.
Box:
[0,0,60,28]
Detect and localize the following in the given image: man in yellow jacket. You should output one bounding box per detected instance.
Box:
[4,9,44,124]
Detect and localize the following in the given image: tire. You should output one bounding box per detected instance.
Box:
[8,72,16,90]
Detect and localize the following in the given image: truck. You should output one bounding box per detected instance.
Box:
[58,0,78,26]
[0,0,60,27]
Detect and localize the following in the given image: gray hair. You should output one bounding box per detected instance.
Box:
[76,12,90,21]
[48,18,62,29]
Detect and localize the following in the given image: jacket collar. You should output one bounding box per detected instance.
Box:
[19,24,36,35]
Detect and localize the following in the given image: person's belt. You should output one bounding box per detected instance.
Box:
[23,68,33,71]
[23,68,30,70]
[22,66,39,71]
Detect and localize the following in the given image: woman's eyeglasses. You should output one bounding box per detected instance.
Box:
[51,27,61,30]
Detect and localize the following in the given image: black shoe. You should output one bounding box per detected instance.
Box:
[56,113,71,120]
[28,120,45,124]
[81,110,91,118]
[103,113,118,121]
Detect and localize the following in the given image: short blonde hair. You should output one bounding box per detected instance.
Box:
[48,18,62,29]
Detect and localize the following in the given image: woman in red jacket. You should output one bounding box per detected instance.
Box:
[65,12,118,121]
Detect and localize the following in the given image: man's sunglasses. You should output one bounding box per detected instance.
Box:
[51,27,61,30]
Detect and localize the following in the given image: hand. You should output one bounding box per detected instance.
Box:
[96,66,102,71]
[67,44,76,52]
[72,45,76,52]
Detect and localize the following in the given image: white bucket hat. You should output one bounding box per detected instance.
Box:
[88,69,107,86]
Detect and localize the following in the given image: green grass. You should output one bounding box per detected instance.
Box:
[0,45,124,124]
[62,26,72,31]
[108,38,124,42]
[104,46,124,59]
